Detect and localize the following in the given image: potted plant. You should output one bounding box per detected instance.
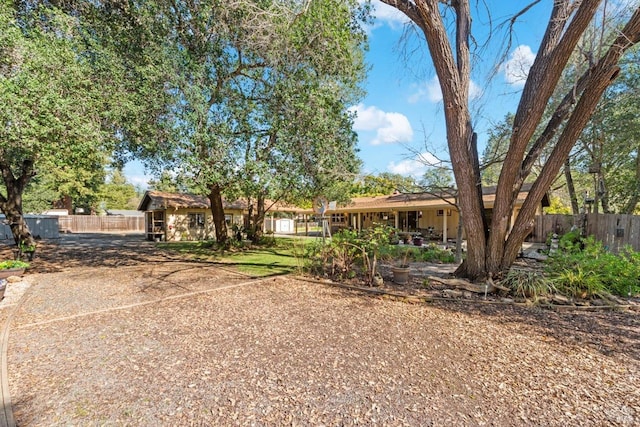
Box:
[0,260,30,280]
[391,248,412,285]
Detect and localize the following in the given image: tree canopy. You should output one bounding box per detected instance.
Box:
[125,0,368,244]
[0,3,111,248]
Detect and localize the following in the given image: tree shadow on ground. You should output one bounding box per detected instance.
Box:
[430,299,640,362]
[0,234,180,273]
[0,234,296,277]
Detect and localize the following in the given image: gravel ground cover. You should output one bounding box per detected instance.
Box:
[1,234,639,426]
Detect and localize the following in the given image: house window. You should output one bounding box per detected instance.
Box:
[331,213,345,223]
[437,209,452,216]
[188,212,205,229]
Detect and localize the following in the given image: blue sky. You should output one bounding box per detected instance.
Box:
[351,0,548,178]
[125,0,549,188]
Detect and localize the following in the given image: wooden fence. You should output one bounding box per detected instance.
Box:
[531,213,640,253]
[58,215,145,233]
[530,214,582,243]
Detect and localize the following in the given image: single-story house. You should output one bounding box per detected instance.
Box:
[138,191,247,241]
[139,185,547,242]
[325,184,548,242]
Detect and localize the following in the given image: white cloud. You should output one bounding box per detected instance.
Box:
[350,103,413,145]
[387,152,441,177]
[369,0,410,30]
[408,76,483,104]
[501,45,536,87]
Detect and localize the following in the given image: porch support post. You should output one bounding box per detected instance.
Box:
[442,209,448,243]
[394,211,399,229]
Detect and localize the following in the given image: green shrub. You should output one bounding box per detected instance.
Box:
[502,268,554,300]
[0,260,30,270]
[550,266,607,298]
[545,237,640,298]
[415,244,455,263]
[557,229,582,253]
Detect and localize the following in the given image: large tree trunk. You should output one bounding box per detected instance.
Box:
[382,1,640,281]
[406,0,487,280]
[207,183,228,246]
[250,193,266,243]
[0,159,37,259]
[486,1,602,276]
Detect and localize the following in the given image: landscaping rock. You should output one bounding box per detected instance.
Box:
[442,289,463,298]
[522,251,547,261]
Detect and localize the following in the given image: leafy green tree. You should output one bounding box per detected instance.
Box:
[99,169,138,210]
[148,171,184,194]
[350,173,419,197]
[0,4,112,253]
[1,0,169,255]
[481,114,514,187]
[575,46,640,214]
[133,0,368,245]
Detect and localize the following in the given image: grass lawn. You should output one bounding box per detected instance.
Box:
[157,237,314,277]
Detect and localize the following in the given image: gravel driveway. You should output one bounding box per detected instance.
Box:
[1,234,639,426]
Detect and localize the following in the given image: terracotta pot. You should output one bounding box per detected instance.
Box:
[391,265,411,285]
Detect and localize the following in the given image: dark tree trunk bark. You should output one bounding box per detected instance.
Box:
[599,176,611,214]
[0,159,37,259]
[564,159,580,215]
[251,193,266,243]
[454,210,464,264]
[207,183,228,246]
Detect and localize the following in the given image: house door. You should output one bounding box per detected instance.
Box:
[399,211,418,231]
[407,211,418,231]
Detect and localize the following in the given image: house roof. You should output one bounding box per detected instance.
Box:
[137,191,247,211]
[331,183,548,213]
[138,184,548,215]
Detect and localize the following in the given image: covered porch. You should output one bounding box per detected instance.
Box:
[337,207,459,243]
